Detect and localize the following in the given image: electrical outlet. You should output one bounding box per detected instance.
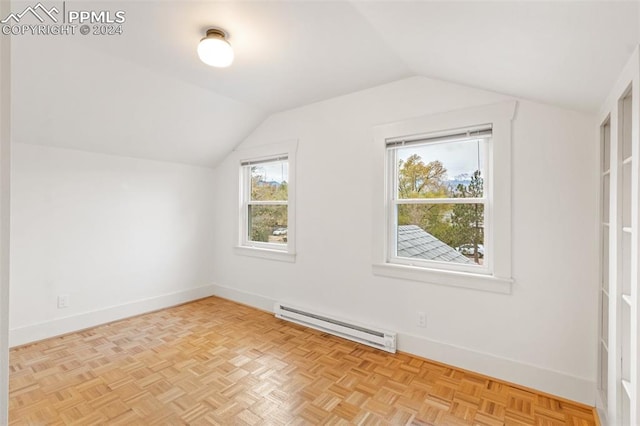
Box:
[57,294,70,309]
[417,311,426,327]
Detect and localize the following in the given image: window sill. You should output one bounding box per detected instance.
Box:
[234,246,296,263]
[372,263,513,294]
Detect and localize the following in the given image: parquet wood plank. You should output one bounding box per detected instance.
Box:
[9,296,597,425]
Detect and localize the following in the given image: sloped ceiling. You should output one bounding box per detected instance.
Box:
[10,1,639,167]
[352,1,639,113]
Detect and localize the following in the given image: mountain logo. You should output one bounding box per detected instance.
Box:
[1,3,60,24]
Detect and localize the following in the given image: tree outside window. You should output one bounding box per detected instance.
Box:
[393,138,487,266]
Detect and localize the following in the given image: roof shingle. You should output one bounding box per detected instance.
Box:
[397,225,472,264]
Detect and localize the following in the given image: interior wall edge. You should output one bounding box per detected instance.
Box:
[9,284,217,348]
[210,284,276,314]
[0,0,11,420]
[209,283,595,406]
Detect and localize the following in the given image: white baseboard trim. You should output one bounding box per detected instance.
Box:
[210,284,275,313]
[209,283,595,406]
[399,332,595,405]
[9,284,217,347]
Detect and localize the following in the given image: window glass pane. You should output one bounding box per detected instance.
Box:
[396,139,485,199]
[250,161,288,201]
[248,205,287,244]
[396,203,484,265]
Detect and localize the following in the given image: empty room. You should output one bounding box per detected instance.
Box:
[0,0,638,424]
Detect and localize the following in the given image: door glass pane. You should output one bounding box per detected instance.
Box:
[602,122,610,172]
[622,303,631,382]
[623,163,631,228]
[622,385,630,425]
[599,342,608,401]
[603,174,610,223]
[622,94,632,160]
[601,291,608,346]
[602,226,609,291]
[622,231,631,295]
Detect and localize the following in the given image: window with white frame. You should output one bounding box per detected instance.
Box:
[241,156,289,249]
[387,127,490,274]
[236,140,297,262]
[372,102,515,293]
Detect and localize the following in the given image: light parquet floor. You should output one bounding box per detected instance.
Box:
[9,297,597,425]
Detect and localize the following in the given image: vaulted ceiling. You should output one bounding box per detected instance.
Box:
[11,1,640,167]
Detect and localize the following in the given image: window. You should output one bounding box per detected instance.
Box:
[242,156,289,247]
[387,127,489,274]
[372,102,515,293]
[235,141,297,262]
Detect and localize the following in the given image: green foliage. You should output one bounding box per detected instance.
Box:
[397,156,484,263]
[449,170,484,263]
[398,154,448,199]
[397,155,449,230]
[248,167,288,243]
[251,167,288,201]
[249,205,287,243]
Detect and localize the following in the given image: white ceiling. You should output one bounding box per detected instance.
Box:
[11,1,640,167]
[352,1,639,112]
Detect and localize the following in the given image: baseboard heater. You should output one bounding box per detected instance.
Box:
[274,302,397,353]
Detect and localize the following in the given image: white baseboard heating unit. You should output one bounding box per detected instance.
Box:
[274,302,397,353]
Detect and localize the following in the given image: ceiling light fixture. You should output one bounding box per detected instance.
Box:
[197,28,234,68]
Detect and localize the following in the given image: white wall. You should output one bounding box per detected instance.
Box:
[213,76,599,404]
[9,144,217,346]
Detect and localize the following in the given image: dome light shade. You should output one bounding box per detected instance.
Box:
[197,28,234,67]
